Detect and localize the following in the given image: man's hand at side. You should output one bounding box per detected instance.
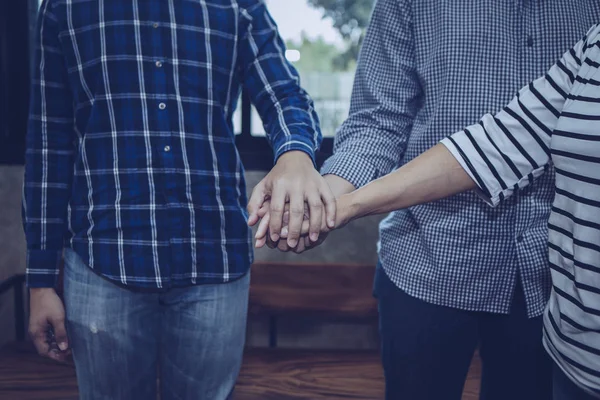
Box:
[247,151,336,248]
[29,288,70,362]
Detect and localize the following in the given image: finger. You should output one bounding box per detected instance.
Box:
[256,235,268,248]
[293,238,307,254]
[320,182,337,229]
[257,203,270,219]
[29,323,50,357]
[319,208,329,235]
[282,208,290,226]
[279,208,292,238]
[304,234,325,253]
[282,219,310,238]
[254,212,271,244]
[48,349,70,362]
[266,235,279,249]
[286,192,305,248]
[305,235,316,249]
[306,192,323,243]
[277,239,293,252]
[247,182,267,226]
[268,186,287,242]
[49,315,69,351]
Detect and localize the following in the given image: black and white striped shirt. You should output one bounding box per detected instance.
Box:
[442,24,600,396]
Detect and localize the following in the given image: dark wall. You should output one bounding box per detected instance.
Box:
[0,0,31,165]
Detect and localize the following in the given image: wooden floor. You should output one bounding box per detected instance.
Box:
[0,342,481,399]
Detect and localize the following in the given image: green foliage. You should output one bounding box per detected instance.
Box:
[307,0,374,69]
[285,34,349,73]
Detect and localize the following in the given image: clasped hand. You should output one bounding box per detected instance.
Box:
[246,151,351,253]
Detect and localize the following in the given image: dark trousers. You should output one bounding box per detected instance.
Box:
[553,363,599,400]
[374,265,552,400]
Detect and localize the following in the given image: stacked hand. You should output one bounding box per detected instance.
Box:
[247,152,356,252]
[251,197,353,252]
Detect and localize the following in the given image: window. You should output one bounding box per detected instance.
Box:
[241,1,355,138]
[236,0,365,169]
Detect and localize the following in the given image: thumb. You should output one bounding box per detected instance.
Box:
[49,314,69,351]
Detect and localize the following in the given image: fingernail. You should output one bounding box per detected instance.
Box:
[58,342,68,351]
[329,219,335,228]
[281,227,288,236]
[288,239,297,247]
[271,234,279,242]
[311,233,319,241]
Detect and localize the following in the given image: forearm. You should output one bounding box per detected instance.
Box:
[323,174,356,198]
[342,143,476,220]
[24,127,74,288]
[25,1,75,288]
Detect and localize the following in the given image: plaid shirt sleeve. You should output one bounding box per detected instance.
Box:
[237,0,321,164]
[23,0,75,288]
[320,0,422,188]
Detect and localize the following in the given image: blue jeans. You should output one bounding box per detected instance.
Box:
[63,248,250,400]
[374,265,552,400]
[553,363,599,400]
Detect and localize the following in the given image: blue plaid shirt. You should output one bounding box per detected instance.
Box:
[24,0,321,289]
[322,0,600,317]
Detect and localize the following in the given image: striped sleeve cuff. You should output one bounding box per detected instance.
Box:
[440,136,504,207]
[320,152,380,189]
[26,249,62,288]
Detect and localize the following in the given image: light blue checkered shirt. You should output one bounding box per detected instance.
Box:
[322,0,600,317]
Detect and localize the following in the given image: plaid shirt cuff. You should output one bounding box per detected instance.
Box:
[273,137,317,167]
[320,152,380,189]
[26,249,62,288]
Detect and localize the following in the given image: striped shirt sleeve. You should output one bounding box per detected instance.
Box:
[238,0,322,164]
[441,24,599,207]
[23,0,75,288]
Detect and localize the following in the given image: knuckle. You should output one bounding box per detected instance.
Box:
[307,182,319,191]
[274,177,289,187]
[29,325,44,337]
[270,205,284,213]
[309,200,323,209]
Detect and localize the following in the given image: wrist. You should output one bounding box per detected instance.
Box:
[323,174,356,198]
[336,192,361,227]
[30,287,57,296]
[276,149,313,166]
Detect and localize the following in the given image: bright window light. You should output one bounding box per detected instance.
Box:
[285,49,301,62]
